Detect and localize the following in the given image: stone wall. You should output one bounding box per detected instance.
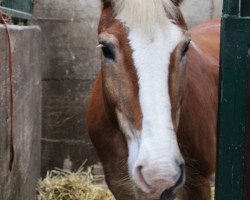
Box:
[0,25,41,200]
[32,0,100,176]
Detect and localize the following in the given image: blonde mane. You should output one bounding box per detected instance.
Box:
[112,0,179,35]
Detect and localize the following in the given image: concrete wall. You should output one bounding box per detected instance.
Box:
[212,0,223,18]
[32,0,100,176]
[181,0,223,28]
[0,25,41,200]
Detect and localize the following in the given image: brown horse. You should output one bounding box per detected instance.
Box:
[87,0,220,199]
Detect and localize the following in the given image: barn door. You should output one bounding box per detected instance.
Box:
[216,0,250,200]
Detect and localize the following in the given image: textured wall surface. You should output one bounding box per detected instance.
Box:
[0,25,41,200]
[33,0,100,176]
[212,0,223,18]
[181,0,223,27]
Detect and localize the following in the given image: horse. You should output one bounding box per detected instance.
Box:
[87,0,220,199]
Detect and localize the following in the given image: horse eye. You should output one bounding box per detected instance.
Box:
[180,39,191,59]
[99,41,116,61]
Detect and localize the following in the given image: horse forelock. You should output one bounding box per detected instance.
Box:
[111,0,180,35]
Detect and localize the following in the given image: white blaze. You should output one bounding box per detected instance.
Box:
[128,20,183,176]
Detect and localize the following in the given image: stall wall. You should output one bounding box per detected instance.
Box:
[33,0,100,176]
[0,25,41,200]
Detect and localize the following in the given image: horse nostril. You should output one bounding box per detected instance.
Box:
[136,165,143,181]
[134,165,152,193]
[179,163,185,184]
[160,163,185,200]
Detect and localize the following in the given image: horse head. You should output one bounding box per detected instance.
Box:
[96,0,192,199]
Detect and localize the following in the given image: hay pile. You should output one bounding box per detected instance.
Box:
[37,167,115,200]
[37,166,215,200]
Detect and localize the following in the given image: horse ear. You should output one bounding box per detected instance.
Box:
[171,0,183,6]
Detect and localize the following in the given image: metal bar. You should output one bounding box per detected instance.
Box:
[216,16,250,200]
[241,0,250,17]
[0,6,32,19]
[223,0,240,16]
